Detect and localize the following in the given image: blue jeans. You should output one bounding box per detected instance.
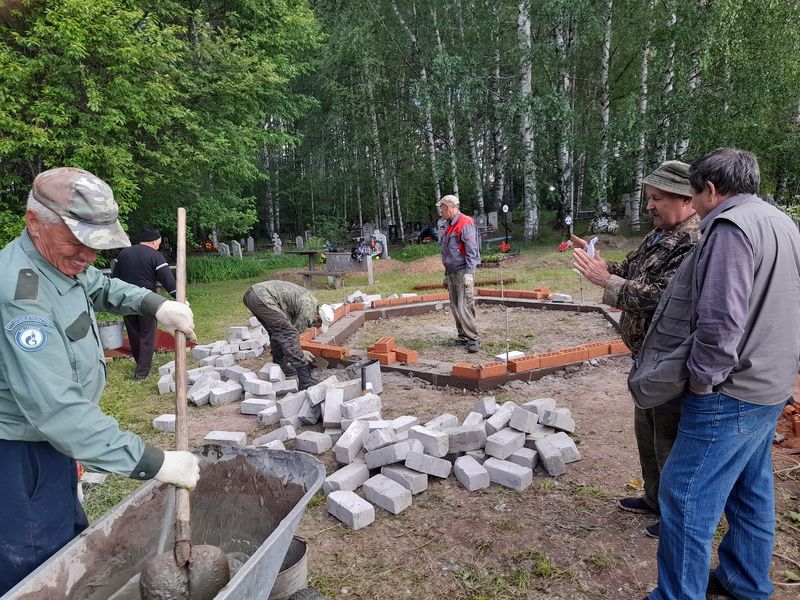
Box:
[647,392,785,600]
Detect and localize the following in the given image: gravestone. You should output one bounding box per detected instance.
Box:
[218,242,230,257]
[475,214,488,228]
[488,211,498,229]
[246,235,255,253]
[295,235,304,248]
[362,223,374,240]
[272,233,283,255]
[373,229,390,260]
[231,240,243,259]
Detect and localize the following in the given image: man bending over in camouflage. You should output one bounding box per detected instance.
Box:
[243,280,333,390]
[572,161,700,539]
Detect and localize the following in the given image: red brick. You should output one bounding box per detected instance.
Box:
[348,302,365,311]
[394,347,419,364]
[452,363,480,380]
[321,345,348,360]
[582,341,610,359]
[609,339,630,355]
[478,362,507,379]
[371,337,396,353]
[508,355,541,373]
[372,299,391,308]
[368,350,397,365]
[299,328,315,342]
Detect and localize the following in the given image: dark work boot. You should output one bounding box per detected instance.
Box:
[296,364,320,390]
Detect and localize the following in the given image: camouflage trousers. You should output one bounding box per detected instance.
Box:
[634,398,683,513]
[445,270,479,343]
[243,289,304,369]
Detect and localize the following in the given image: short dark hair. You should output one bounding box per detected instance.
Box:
[689,148,760,196]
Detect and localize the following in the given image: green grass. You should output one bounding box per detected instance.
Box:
[393,243,441,262]
[83,475,144,523]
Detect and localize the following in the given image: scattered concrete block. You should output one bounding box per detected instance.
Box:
[483,457,533,491]
[454,455,490,491]
[494,350,526,362]
[509,405,539,433]
[334,420,370,464]
[324,428,344,444]
[524,424,556,446]
[381,465,428,495]
[221,343,239,355]
[364,428,398,452]
[462,412,484,427]
[208,381,243,406]
[333,379,362,401]
[257,405,280,425]
[341,411,382,430]
[391,415,418,433]
[363,474,412,515]
[465,449,487,464]
[535,431,581,473]
[198,354,221,367]
[472,396,498,417]
[187,365,216,384]
[204,431,247,448]
[298,397,322,425]
[241,398,275,415]
[368,419,393,430]
[191,345,214,360]
[323,462,370,494]
[210,340,226,354]
[277,391,307,418]
[323,388,344,428]
[244,390,277,402]
[224,365,250,382]
[249,316,261,327]
[81,472,108,486]
[408,426,449,458]
[158,361,176,376]
[406,438,424,455]
[295,431,333,454]
[365,441,410,469]
[327,490,374,530]
[187,379,222,406]
[306,375,340,406]
[157,374,174,395]
[242,379,273,395]
[215,354,236,368]
[508,447,539,471]
[555,407,572,418]
[273,379,299,396]
[485,401,516,435]
[539,410,576,433]
[521,398,557,416]
[341,393,382,419]
[153,414,175,433]
[280,416,302,429]
[444,424,487,453]
[257,363,283,382]
[405,450,452,479]
[485,427,526,460]
[228,326,248,338]
[259,440,285,450]
[424,413,459,431]
[252,425,295,446]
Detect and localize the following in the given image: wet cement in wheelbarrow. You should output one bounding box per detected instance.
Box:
[20,454,306,600]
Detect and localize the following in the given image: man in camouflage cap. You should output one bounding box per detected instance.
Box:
[571,160,700,540]
[0,167,199,593]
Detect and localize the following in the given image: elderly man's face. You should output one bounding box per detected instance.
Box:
[26,211,98,276]
[439,203,457,220]
[645,185,694,231]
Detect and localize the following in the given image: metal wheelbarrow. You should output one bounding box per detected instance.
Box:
[4,446,325,600]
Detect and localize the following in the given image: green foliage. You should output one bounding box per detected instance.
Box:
[312,215,347,243]
[187,255,275,283]
[0,204,25,247]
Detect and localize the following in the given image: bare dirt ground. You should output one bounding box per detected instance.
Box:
[345,305,618,365]
[291,362,800,599]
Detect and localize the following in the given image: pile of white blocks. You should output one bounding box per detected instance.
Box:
[156,318,271,396]
[320,394,581,530]
[345,290,383,308]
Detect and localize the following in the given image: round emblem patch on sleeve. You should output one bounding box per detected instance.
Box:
[5,314,51,352]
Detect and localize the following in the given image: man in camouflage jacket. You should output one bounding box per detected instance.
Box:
[572,160,700,538]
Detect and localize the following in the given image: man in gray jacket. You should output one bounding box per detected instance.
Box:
[629,149,800,600]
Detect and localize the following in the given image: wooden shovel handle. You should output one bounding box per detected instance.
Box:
[174,207,191,566]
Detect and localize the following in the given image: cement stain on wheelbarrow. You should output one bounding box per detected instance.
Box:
[11,449,310,600]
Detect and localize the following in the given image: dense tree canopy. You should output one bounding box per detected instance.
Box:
[1,0,798,245]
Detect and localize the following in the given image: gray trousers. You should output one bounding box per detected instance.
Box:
[243,289,305,369]
[634,398,682,513]
[445,270,479,342]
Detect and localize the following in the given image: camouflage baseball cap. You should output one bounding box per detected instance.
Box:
[31,167,130,249]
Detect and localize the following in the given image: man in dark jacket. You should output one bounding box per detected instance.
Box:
[573,161,700,539]
[112,225,177,380]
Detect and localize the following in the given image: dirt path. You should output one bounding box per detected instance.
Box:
[292,359,799,599]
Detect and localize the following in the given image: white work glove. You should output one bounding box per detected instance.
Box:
[155,300,196,341]
[154,451,200,490]
[464,273,474,286]
[302,350,315,363]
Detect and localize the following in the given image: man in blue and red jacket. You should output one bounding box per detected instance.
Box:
[438,195,481,352]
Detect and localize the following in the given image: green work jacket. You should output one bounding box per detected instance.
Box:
[250,280,318,332]
[0,230,166,479]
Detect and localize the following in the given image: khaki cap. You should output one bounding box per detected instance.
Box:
[436,194,460,208]
[642,160,692,198]
[32,167,131,249]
